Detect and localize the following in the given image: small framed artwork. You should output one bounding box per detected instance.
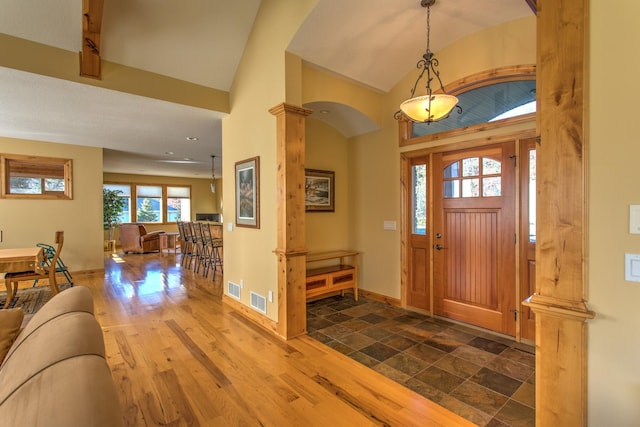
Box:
[305,169,334,212]
[235,156,260,228]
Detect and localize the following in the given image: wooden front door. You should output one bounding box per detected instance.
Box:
[433,142,516,335]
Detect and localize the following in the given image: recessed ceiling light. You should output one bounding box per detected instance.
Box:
[186,136,199,141]
[320,109,330,114]
[184,157,192,161]
[165,151,174,155]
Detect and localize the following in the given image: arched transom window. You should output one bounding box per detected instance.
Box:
[399,65,536,146]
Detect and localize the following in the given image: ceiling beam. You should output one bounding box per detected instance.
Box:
[524,0,537,14]
[79,0,104,79]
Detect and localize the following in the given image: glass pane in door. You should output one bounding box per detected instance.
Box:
[529,149,537,242]
[412,164,427,235]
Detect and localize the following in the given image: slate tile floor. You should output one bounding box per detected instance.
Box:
[307,295,535,427]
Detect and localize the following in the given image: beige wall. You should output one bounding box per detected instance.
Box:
[305,119,350,252]
[434,17,536,86]
[302,65,384,126]
[588,1,640,424]
[0,137,104,272]
[222,0,317,321]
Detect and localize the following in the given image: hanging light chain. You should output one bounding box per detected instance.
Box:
[395,0,462,123]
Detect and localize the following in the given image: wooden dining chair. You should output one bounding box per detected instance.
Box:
[3,231,64,308]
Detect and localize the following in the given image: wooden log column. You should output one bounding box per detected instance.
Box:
[523,0,595,425]
[269,103,313,340]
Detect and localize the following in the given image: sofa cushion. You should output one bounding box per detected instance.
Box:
[0,312,107,406]
[0,355,123,427]
[0,284,123,427]
[0,308,23,364]
[6,286,93,360]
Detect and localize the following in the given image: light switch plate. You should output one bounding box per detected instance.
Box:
[630,205,640,234]
[383,221,397,231]
[625,254,640,282]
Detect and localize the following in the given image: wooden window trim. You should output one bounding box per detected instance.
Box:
[399,65,537,147]
[104,181,192,225]
[1,154,73,200]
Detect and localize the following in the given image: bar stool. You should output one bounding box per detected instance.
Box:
[180,221,196,269]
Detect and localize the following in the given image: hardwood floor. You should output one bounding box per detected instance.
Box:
[81,251,473,426]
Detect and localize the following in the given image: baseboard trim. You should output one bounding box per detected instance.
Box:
[222,294,282,339]
[359,289,401,307]
[70,269,105,277]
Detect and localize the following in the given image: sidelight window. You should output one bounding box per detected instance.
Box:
[412,163,427,235]
[529,149,537,242]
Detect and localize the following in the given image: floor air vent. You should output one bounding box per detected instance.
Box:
[250,291,267,314]
[227,281,241,300]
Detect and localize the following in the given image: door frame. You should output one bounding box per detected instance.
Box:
[400,129,536,341]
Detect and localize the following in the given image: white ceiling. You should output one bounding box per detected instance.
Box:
[0,0,533,178]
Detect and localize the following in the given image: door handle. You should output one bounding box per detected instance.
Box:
[435,244,445,251]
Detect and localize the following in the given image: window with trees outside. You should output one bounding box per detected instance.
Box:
[136,185,162,223]
[103,183,132,223]
[103,183,191,224]
[412,163,427,235]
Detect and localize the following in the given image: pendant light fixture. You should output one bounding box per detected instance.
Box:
[395,0,462,123]
[210,155,216,193]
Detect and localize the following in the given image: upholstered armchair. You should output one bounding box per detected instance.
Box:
[118,223,163,254]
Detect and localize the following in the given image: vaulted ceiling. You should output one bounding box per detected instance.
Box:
[0,0,533,177]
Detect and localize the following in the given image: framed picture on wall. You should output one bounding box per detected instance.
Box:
[235,156,260,228]
[305,169,334,212]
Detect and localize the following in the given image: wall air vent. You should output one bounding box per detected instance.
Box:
[250,291,267,314]
[227,281,241,300]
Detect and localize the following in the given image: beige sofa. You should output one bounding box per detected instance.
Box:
[0,286,123,427]
[119,222,163,253]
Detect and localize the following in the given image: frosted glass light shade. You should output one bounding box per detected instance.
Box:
[400,93,459,123]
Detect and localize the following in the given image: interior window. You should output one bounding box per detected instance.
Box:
[1,154,72,199]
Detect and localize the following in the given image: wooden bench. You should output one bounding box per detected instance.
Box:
[306,250,359,302]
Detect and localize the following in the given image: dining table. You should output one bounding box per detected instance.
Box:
[0,247,45,308]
